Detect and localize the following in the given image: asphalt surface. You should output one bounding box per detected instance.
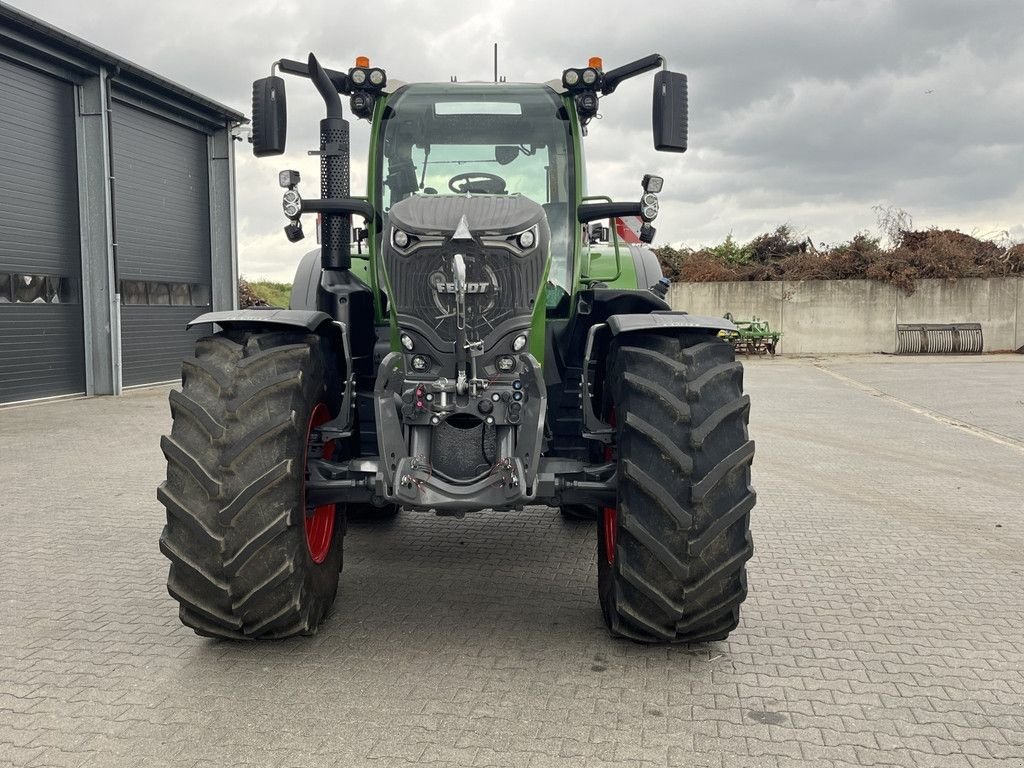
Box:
[1,354,1022,767]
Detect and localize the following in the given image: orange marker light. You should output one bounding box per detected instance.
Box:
[355,56,370,68]
[588,56,603,70]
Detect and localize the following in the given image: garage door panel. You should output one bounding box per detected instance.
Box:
[0,64,81,275]
[0,305,85,403]
[120,307,209,387]
[113,104,211,285]
[112,100,212,387]
[0,56,84,404]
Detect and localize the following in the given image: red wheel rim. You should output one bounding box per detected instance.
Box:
[304,402,336,564]
[602,506,617,565]
[603,407,617,565]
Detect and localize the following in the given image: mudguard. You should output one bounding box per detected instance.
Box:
[187,309,333,331]
[607,310,736,335]
[289,249,321,311]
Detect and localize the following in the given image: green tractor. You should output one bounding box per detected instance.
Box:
[158,51,755,643]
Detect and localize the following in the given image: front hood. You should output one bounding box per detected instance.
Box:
[388,193,545,237]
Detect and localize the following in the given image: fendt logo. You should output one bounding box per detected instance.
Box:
[428,260,500,318]
[434,282,492,294]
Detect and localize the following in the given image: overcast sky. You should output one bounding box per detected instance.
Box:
[12,0,1024,281]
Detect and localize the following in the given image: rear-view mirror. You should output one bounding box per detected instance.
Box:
[251,76,287,157]
[652,71,687,153]
[495,145,520,165]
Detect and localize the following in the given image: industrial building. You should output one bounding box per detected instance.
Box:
[0,3,243,404]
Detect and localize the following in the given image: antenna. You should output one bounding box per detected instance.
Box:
[494,43,498,83]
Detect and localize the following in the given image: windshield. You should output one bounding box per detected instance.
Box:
[379,84,575,312]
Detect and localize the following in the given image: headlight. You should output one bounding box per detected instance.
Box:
[282,189,301,219]
[410,355,428,371]
[496,356,516,372]
[512,334,527,352]
[517,229,535,249]
[393,229,409,248]
[641,193,660,221]
[400,333,414,351]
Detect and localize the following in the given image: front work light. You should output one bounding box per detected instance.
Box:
[575,92,599,119]
[278,169,300,189]
[562,69,580,87]
[350,92,375,119]
[642,174,664,194]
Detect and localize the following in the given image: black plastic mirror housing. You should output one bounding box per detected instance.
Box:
[251,76,287,157]
[652,71,687,153]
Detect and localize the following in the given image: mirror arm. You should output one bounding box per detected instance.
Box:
[277,58,352,94]
[601,53,664,95]
[577,202,642,223]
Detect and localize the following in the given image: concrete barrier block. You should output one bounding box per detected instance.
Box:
[781,280,897,354]
[668,281,783,331]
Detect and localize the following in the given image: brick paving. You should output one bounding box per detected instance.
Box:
[1,355,1022,767]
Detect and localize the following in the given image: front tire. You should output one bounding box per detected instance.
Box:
[598,333,755,643]
[158,329,344,640]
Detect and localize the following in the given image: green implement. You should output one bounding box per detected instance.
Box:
[720,313,782,355]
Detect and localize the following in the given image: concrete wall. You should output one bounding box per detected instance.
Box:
[668,277,1024,354]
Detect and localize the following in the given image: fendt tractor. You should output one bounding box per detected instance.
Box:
[158,51,756,643]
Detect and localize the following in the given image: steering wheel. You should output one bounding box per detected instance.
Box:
[448,172,508,194]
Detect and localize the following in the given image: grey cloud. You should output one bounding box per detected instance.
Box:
[11,0,1023,280]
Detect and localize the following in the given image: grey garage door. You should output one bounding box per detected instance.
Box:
[0,56,85,405]
[111,100,211,387]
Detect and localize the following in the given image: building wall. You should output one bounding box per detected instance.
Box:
[669,277,1024,354]
[0,9,241,403]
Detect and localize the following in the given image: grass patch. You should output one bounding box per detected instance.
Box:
[241,279,291,308]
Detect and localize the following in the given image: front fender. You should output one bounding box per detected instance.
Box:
[607,310,735,336]
[186,309,333,331]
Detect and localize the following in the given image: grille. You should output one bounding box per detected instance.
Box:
[387,241,542,343]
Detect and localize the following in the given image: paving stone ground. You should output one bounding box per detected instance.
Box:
[1,354,1023,767]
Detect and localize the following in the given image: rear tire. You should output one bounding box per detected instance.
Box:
[598,333,755,643]
[158,329,344,640]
